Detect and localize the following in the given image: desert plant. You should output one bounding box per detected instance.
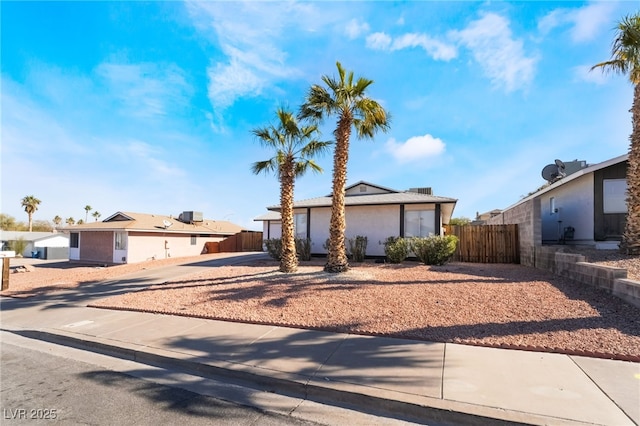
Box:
[410,235,458,266]
[382,236,408,263]
[347,235,368,262]
[295,238,312,261]
[264,238,283,261]
[8,237,27,257]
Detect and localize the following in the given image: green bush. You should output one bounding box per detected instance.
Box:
[382,236,408,263]
[264,238,282,260]
[8,238,27,257]
[295,238,312,261]
[410,235,458,266]
[347,235,368,262]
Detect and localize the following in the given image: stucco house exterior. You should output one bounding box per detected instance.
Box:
[0,231,69,259]
[64,211,245,265]
[486,154,628,264]
[254,181,457,257]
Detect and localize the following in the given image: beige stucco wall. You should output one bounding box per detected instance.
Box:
[126,232,225,263]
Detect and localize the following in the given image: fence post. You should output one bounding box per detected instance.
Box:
[2,257,10,290]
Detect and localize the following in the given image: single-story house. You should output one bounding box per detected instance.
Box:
[64,211,245,265]
[254,181,458,257]
[0,231,69,259]
[486,154,628,263]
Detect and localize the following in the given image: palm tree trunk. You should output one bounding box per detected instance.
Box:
[28,213,33,232]
[622,83,640,254]
[325,113,352,273]
[280,156,298,273]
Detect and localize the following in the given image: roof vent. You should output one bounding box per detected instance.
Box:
[409,187,432,195]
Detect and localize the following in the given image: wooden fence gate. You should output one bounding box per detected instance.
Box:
[218,231,263,253]
[444,224,519,263]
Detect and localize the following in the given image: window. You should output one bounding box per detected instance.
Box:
[404,210,435,237]
[114,232,127,250]
[70,233,79,248]
[190,235,197,245]
[603,179,627,213]
[294,213,307,238]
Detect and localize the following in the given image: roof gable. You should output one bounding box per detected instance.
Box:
[343,181,399,197]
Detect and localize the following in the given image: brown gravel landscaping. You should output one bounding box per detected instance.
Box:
[3,252,639,361]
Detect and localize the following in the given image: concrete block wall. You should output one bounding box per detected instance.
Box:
[538,251,640,309]
[486,198,541,267]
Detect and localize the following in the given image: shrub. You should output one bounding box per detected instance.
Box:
[347,235,368,262]
[8,238,27,257]
[410,235,458,266]
[264,238,282,260]
[295,238,312,261]
[382,236,408,263]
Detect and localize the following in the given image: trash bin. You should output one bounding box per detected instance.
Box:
[31,251,39,259]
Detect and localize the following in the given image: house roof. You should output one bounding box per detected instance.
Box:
[0,231,62,242]
[62,211,245,235]
[266,181,457,211]
[503,153,629,211]
[256,181,457,223]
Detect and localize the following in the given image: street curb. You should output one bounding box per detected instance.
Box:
[3,327,602,426]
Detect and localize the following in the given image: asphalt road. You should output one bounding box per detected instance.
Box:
[1,341,320,426]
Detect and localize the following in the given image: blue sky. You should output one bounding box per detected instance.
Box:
[1,1,636,230]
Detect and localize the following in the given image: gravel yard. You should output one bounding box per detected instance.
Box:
[3,250,639,361]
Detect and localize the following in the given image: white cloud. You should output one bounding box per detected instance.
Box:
[538,2,616,43]
[385,134,445,163]
[367,32,456,61]
[574,64,609,85]
[451,13,536,92]
[186,1,320,124]
[366,32,392,50]
[96,62,191,118]
[392,33,457,61]
[345,18,370,39]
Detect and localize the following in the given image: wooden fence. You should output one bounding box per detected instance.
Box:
[217,231,263,253]
[444,224,519,264]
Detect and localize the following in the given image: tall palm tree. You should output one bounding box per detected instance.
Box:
[84,205,92,222]
[92,211,101,222]
[251,107,331,273]
[66,217,75,226]
[300,62,390,272]
[592,13,640,254]
[53,215,62,229]
[21,195,41,232]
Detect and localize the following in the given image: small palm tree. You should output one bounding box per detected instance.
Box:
[300,62,390,272]
[53,215,62,229]
[592,13,640,254]
[251,107,331,273]
[92,211,101,221]
[84,205,92,222]
[21,195,41,232]
[66,217,75,226]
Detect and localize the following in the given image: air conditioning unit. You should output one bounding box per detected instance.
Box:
[181,211,203,223]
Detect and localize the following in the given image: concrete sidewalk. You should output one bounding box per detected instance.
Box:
[1,253,638,425]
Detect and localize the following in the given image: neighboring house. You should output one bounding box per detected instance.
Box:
[254,181,457,257]
[472,209,502,225]
[64,211,245,265]
[0,231,69,259]
[487,154,628,265]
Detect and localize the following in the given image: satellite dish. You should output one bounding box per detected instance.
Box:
[542,164,560,182]
[162,220,173,228]
[554,159,565,169]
